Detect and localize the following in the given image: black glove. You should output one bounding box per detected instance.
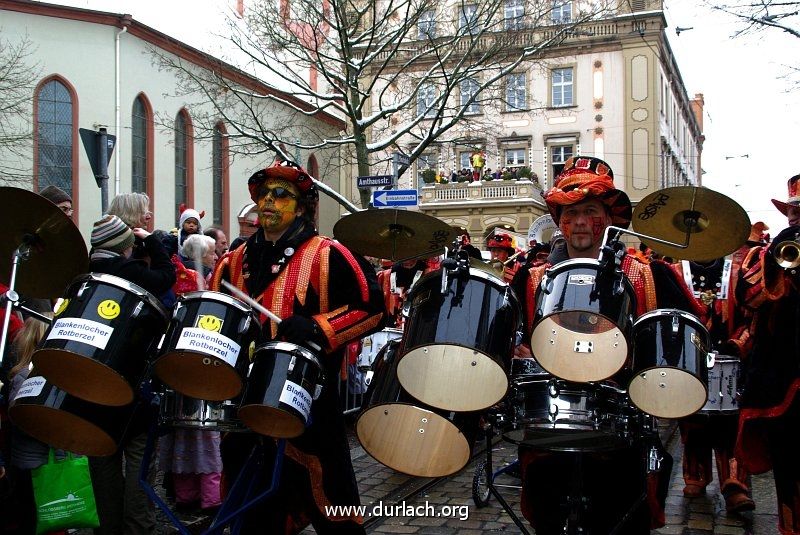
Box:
[275,315,324,348]
[769,225,800,255]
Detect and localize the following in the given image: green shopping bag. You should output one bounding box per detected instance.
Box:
[31,449,100,534]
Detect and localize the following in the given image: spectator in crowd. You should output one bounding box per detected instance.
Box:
[204,227,228,259]
[38,185,73,220]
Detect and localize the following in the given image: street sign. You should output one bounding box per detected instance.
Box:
[79,127,116,185]
[372,189,419,207]
[357,174,394,189]
[393,152,411,166]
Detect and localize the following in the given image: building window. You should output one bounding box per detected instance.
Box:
[551,144,574,177]
[505,148,526,167]
[212,122,228,228]
[416,153,438,188]
[417,84,437,117]
[460,78,480,114]
[459,4,478,33]
[418,10,436,39]
[175,110,194,220]
[36,79,73,197]
[505,0,524,29]
[552,1,572,23]
[131,95,150,194]
[459,151,473,170]
[506,73,527,111]
[551,67,574,107]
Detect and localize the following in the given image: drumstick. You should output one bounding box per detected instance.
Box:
[222,280,323,353]
[221,280,282,324]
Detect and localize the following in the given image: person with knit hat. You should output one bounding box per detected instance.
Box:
[87,213,175,535]
[509,156,701,535]
[733,173,800,535]
[210,159,384,534]
[38,185,73,219]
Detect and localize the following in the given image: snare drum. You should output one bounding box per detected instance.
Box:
[699,355,740,414]
[159,389,245,432]
[530,259,635,383]
[396,265,520,412]
[9,375,134,456]
[238,342,324,439]
[154,291,259,401]
[628,309,710,419]
[357,328,403,370]
[32,273,169,406]
[357,340,480,478]
[504,377,642,452]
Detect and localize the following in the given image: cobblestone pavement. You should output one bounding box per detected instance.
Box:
[87,419,778,534]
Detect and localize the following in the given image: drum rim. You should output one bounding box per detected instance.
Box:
[633,308,706,330]
[256,341,323,369]
[542,258,636,295]
[79,272,169,320]
[178,290,254,314]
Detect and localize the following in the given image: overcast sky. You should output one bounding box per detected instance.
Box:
[35,0,800,235]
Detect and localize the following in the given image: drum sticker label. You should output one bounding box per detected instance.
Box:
[196,315,224,333]
[97,299,121,320]
[14,376,46,400]
[568,274,595,285]
[47,318,114,350]
[175,328,241,367]
[279,380,312,422]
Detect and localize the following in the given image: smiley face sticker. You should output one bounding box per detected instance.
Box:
[97,299,121,320]
[197,315,223,333]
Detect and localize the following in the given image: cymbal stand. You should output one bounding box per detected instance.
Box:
[0,238,33,366]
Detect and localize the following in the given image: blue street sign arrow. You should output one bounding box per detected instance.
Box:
[372,189,419,207]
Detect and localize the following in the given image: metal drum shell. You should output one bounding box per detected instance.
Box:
[530,259,636,383]
[32,273,168,406]
[158,389,246,432]
[357,328,404,370]
[9,375,134,456]
[699,355,740,414]
[396,267,520,412]
[238,342,324,439]
[628,308,710,419]
[357,340,480,478]
[154,291,259,401]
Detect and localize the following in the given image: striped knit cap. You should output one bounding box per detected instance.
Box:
[91,214,134,253]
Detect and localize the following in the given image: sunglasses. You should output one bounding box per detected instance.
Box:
[259,186,298,200]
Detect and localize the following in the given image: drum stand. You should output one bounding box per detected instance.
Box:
[139,422,285,535]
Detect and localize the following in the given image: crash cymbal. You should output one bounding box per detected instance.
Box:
[0,187,88,298]
[334,209,454,261]
[632,186,750,261]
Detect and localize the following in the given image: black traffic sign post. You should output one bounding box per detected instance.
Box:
[80,127,116,213]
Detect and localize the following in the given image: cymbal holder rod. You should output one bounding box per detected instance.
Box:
[0,244,30,366]
[598,225,690,262]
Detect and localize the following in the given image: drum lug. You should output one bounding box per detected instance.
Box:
[131,301,143,318]
[77,281,90,298]
[647,445,663,472]
[288,355,296,373]
[239,314,252,334]
[313,384,323,400]
[671,314,680,334]
[172,302,183,319]
[707,352,716,368]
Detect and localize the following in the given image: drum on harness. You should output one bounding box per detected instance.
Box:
[628,309,711,419]
[530,259,635,383]
[357,339,480,478]
[154,291,259,401]
[9,375,135,456]
[396,263,520,412]
[699,354,740,414]
[237,342,325,439]
[32,273,169,406]
[503,372,645,452]
[158,389,247,432]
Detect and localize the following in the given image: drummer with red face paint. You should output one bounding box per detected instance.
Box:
[510,156,700,535]
[210,160,385,534]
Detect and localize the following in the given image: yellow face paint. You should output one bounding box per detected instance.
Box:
[257,179,300,234]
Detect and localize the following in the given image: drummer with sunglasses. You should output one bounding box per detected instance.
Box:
[210,160,385,534]
[510,156,700,535]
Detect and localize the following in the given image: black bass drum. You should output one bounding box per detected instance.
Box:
[396,265,520,412]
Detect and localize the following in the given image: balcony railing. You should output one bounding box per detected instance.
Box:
[420,179,543,205]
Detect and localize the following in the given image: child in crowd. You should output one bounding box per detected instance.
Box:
[163,205,204,257]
